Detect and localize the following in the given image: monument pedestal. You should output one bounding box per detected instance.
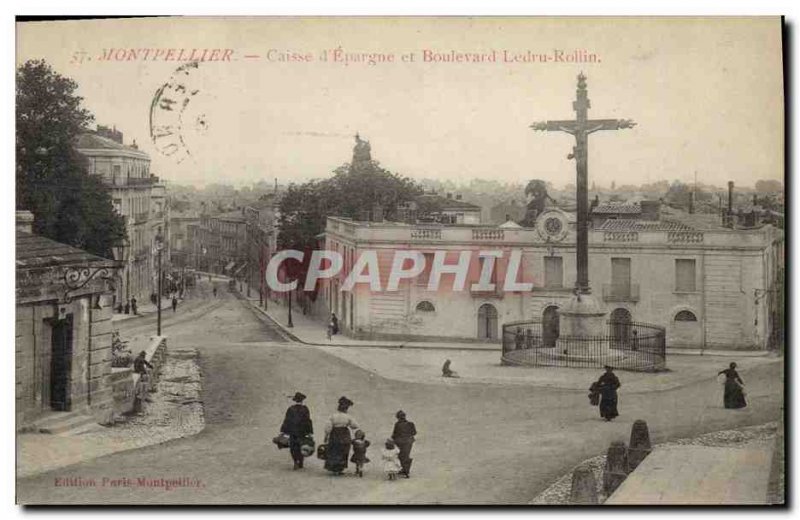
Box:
[557,292,610,358]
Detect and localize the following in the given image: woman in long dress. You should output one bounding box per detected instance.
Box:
[596,366,621,421]
[718,362,747,409]
[324,396,360,475]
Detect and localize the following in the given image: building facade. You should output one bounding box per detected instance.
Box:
[16,212,119,429]
[77,127,170,308]
[320,208,783,350]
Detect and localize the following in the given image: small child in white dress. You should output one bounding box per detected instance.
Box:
[382,439,402,480]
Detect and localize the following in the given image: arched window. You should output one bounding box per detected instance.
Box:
[674,310,698,322]
[416,301,435,312]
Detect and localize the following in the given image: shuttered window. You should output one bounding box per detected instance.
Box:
[675,259,697,292]
[544,257,563,288]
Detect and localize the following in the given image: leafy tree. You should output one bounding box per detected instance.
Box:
[520,179,556,226]
[755,179,783,194]
[277,159,422,295]
[16,60,126,258]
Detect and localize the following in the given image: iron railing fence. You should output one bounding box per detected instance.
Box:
[502,319,666,372]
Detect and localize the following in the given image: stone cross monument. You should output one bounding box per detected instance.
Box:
[531,74,635,339]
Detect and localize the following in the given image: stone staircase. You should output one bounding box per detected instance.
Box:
[21,410,103,435]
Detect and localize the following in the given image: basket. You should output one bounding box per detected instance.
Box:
[272,434,290,449]
[316,443,328,460]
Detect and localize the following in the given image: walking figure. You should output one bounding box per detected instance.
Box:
[213,287,218,298]
[350,430,371,477]
[172,296,178,313]
[326,322,333,341]
[442,359,459,378]
[330,313,339,335]
[280,392,314,470]
[392,410,417,478]
[382,439,402,480]
[131,297,138,315]
[718,362,747,409]
[594,365,621,421]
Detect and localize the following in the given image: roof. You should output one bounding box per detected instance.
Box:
[16,230,116,270]
[499,220,523,229]
[592,202,641,215]
[597,219,695,232]
[416,194,482,212]
[76,133,148,155]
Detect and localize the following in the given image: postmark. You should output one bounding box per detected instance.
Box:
[149,61,207,164]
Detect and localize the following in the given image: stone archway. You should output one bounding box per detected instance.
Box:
[477,303,498,340]
[610,307,632,348]
[542,305,560,347]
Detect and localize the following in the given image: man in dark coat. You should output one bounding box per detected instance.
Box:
[596,366,621,421]
[392,410,417,478]
[281,392,314,470]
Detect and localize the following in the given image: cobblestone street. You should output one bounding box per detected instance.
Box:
[16,282,784,504]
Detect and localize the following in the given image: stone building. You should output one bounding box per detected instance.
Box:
[16,211,119,430]
[320,206,783,350]
[77,126,170,309]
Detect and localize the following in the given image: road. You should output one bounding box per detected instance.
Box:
[17,281,784,504]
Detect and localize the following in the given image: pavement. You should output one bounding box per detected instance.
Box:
[237,282,774,357]
[606,443,773,505]
[16,280,785,504]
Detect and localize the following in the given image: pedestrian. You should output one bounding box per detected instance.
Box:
[326,322,333,341]
[382,439,402,481]
[134,350,153,375]
[172,296,178,313]
[391,410,417,478]
[131,297,138,315]
[718,362,747,409]
[213,287,218,298]
[515,328,524,350]
[350,430,371,477]
[133,372,149,415]
[150,292,157,306]
[442,359,459,378]
[280,392,314,470]
[330,313,339,335]
[124,301,130,314]
[323,396,360,476]
[595,365,621,421]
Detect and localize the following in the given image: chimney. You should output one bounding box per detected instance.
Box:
[16,210,34,233]
[688,190,694,214]
[505,213,511,222]
[727,181,734,215]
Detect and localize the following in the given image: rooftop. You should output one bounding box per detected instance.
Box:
[592,202,641,215]
[16,230,116,270]
[597,219,695,232]
[76,133,148,156]
[416,193,482,211]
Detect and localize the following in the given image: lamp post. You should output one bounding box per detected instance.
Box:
[113,237,130,312]
[287,290,294,328]
[155,228,164,336]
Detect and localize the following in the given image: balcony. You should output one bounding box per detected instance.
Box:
[602,283,640,302]
[472,228,505,240]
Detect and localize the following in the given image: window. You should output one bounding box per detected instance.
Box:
[417,253,434,286]
[674,310,698,322]
[611,258,631,288]
[544,256,563,288]
[675,259,697,292]
[416,301,435,312]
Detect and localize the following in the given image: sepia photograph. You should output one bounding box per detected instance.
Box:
[13,15,785,506]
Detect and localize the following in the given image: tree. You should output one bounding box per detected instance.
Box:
[16,60,126,258]
[277,159,422,297]
[520,179,556,226]
[755,179,783,194]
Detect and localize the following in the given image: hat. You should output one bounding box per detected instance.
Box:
[292,392,306,403]
[604,365,613,370]
[395,410,406,419]
[338,396,354,408]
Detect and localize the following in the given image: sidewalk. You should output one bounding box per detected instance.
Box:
[240,285,499,351]
[111,299,175,324]
[606,444,773,504]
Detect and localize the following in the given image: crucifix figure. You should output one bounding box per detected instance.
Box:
[531,73,635,295]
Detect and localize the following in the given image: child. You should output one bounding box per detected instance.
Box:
[350,429,371,477]
[382,439,402,480]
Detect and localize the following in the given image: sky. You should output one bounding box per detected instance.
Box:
[16,17,784,189]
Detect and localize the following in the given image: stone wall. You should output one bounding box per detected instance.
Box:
[111,336,168,418]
